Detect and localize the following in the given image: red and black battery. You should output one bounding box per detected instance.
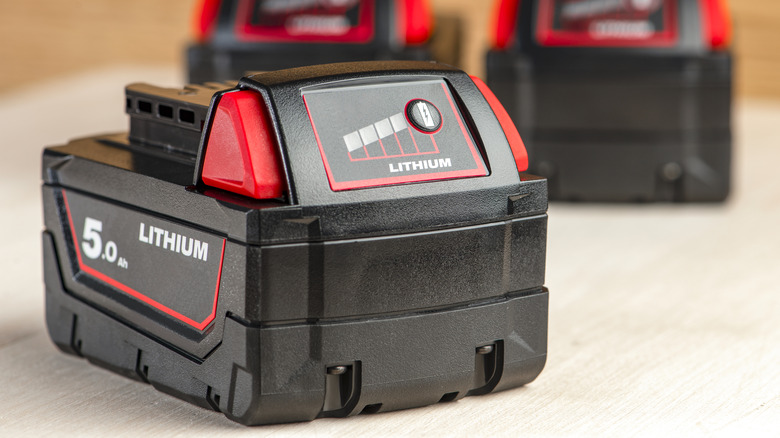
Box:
[487,0,733,202]
[188,0,461,83]
[42,61,548,425]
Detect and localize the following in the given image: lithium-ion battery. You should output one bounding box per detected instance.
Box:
[42,61,549,425]
[487,0,732,202]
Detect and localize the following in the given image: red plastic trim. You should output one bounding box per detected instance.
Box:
[235,0,375,44]
[398,0,433,45]
[192,0,222,43]
[202,90,285,200]
[492,0,521,50]
[701,0,732,50]
[470,75,528,172]
[62,190,225,331]
[535,0,678,48]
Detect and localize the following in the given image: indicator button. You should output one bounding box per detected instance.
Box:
[406,99,442,133]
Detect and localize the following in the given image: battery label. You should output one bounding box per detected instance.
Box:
[61,190,226,330]
[237,0,374,43]
[303,79,488,191]
[536,0,678,47]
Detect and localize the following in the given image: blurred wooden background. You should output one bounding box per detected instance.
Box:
[0,0,777,98]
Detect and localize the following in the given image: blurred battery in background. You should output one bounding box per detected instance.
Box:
[188,0,462,82]
[487,0,733,202]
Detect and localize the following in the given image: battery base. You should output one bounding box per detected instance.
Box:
[44,230,547,425]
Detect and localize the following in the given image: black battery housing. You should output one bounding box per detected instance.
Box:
[486,0,732,202]
[187,0,456,83]
[42,61,549,425]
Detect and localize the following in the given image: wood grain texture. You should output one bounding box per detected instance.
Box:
[0,1,778,98]
[0,68,778,436]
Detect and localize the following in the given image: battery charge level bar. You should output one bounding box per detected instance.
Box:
[342,112,439,161]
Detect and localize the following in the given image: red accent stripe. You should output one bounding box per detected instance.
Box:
[470,75,528,172]
[394,131,405,154]
[701,0,732,50]
[63,190,84,268]
[303,94,337,183]
[322,168,490,191]
[62,190,225,331]
[348,150,438,162]
[192,0,222,43]
[492,0,520,50]
[407,127,421,153]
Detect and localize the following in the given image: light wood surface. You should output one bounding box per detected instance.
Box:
[0,67,778,436]
[0,0,779,98]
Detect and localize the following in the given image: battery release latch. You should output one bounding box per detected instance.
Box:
[201,90,286,200]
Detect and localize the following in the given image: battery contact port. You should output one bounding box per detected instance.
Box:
[179,109,195,124]
[158,104,173,119]
[138,100,152,114]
